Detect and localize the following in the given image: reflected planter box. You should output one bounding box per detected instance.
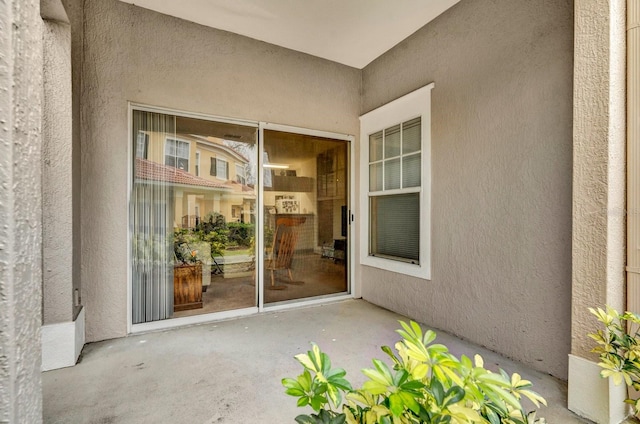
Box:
[173,264,203,311]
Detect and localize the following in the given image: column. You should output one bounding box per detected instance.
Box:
[569,1,627,422]
[0,0,44,421]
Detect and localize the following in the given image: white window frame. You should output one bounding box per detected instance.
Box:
[195,150,201,176]
[215,158,228,180]
[359,83,433,280]
[136,131,148,159]
[235,162,246,184]
[164,137,190,171]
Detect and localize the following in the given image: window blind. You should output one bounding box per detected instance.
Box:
[370,193,420,262]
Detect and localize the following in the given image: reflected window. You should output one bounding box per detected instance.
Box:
[165,138,190,170]
[136,132,148,159]
[131,109,258,324]
[236,162,246,185]
[210,157,229,179]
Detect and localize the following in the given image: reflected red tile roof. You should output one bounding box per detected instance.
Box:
[135,158,232,189]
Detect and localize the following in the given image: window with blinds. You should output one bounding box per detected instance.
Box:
[368,118,421,263]
[359,83,432,280]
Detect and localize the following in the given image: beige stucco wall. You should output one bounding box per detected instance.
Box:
[571,0,626,360]
[0,0,43,421]
[66,0,83,319]
[43,19,74,324]
[76,0,360,342]
[360,0,574,378]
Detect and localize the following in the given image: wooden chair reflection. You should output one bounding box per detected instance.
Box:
[267,217,306,290]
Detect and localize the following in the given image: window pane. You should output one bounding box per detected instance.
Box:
[402,154,421,188]
[216,159,228,179]
[264,128,349,304]
[369,131,383,162]
[165,139,176,156]
[402,118,421,154]
[177,141,189,158]
[370,193,419,262]
[176,157,188,171]
[384,158,400,190]
[369,162,383,192]
[384,125,401,158]
[136,132,148,158]
[131,109,258,324]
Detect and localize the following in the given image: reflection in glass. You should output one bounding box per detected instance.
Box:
[263,130,349,304]
[131,110,257,323]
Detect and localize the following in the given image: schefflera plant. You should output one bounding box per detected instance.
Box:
[282,321,546,424]
[589,306,640,414]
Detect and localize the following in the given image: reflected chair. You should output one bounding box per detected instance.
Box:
[267,217,306,290]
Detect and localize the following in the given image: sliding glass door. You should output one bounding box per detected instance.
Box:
[131,109,258,323]
[262,129,349,305]
[130,108,350,325]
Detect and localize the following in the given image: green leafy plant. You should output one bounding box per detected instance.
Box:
[173,228,202,265]
[174,212,231,265]
[227,222,255,248]
[283,321,546,424]
[195,212,229,257]
[589,306,640,414]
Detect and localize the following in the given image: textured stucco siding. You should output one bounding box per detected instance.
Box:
[79,0,361,342]
[360,0,574,379]
[59,0,84,320]
[43,20,74,325]
[571,0,626,360]
[0,0,44,422]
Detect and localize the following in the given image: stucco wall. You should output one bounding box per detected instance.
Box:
[571,0,626,360]
[43,19,74,325]
[360,0,574,378]
[60,0,84,321]
[79,0,360,342]
[0,0,44,421]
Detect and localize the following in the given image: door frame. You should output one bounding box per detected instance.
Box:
[258,122,356,313]
[127,103,355,334]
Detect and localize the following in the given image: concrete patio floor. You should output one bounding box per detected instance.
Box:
[43,299,594,423]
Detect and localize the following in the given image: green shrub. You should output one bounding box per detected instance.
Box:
[283,321,546,424]
[173,212,230,261]
[227,222,255,248]
[589,306,640,414]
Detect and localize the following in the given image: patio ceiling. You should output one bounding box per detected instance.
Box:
[117,0,460,69]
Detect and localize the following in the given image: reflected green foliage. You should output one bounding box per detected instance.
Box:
[174,212,229,263]
[227,222,255,248]
[283,321,546,424]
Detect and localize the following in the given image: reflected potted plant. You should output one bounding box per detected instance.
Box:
[173,229,203,311]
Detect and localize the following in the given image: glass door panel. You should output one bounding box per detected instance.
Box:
[263,129,348,304]
[131,110,258,323]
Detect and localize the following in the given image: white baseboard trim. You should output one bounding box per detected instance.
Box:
[568,353,628,423]
[41,306,85,371]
